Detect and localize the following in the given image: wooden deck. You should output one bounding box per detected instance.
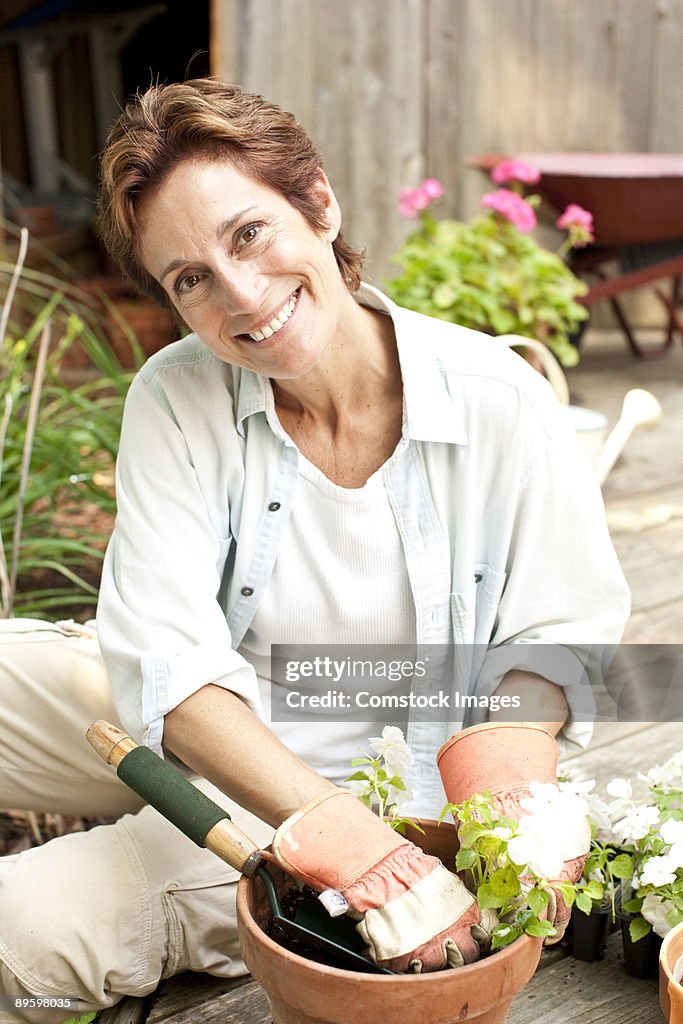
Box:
[97,329,683,1024]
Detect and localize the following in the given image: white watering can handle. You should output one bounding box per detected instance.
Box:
[496,334,663,487]
[496,334,570,406]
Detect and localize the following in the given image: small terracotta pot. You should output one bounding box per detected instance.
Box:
[236,820,543,1024]
[660,922,683,1023]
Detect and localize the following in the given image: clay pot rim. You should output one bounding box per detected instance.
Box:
[660,921,683,981]
[236,817,541,984]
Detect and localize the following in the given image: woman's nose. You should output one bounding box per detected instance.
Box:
[214,260,267,315]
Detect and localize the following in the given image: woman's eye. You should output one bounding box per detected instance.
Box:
[177,273,205,293]
[239,223,261,246]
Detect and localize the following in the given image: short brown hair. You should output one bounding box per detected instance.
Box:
[97,79,364,306]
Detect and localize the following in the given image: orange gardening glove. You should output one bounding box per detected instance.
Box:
[272,789,495,973]
[437,723,589,943]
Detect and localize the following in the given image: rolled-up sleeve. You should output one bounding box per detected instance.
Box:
[477,391,631,750]
[97,370,262,756]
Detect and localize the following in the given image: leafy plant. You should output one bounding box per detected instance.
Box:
[562,754,683,942]
[385,164,592,368]
[1,230,138,618]
[440,790,557,950]
[345,726,421,835]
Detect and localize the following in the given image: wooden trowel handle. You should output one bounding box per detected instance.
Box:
[86,720,264,877]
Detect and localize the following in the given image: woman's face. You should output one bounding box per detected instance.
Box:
[137,159,348,378]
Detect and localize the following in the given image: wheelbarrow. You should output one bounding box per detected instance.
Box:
[470,153,683,357]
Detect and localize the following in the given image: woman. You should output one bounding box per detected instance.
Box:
[0,79,629,1019]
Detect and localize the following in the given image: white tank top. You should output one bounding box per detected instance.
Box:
[238,449,416,784]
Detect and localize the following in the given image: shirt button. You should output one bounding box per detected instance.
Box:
[241,586,254,597]
[268,501,281,511]
[474,572,483,583]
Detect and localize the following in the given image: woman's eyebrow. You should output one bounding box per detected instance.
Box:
[160,206,259,282]
[216,206,258,240]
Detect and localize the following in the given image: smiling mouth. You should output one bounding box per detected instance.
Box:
[242,288,300,342]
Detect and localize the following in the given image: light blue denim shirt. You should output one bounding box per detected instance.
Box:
[97,285,630,817]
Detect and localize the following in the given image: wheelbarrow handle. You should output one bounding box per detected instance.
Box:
[86,720,265,877]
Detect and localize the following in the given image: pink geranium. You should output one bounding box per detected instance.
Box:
[481,188,537,232]
[491,159,541,186]
[556,204,595,247]
[421,178,445,200]
[398,178,445,218]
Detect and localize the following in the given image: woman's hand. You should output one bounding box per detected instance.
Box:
[437,722,590,943]
[273,789,495,972]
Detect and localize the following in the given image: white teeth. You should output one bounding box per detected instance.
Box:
[247,289,298,341]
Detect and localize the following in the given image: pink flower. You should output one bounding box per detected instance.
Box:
[481,188,537,232]
[421,178,445,200]
[556,204,594,232]
[398,178,444,218]
[491,159,541,186]
[556,204,595,247]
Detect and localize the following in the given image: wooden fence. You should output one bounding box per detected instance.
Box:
[211,0,683,317]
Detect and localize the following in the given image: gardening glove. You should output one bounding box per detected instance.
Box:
[272,789,496,973]
[437,723,590,943]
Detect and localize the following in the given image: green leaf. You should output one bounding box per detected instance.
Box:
[491,924,521,949]
[583,879,604,902]
[575,891,593,916]
[622,897,644,914]
[557,882,576,908]
[344,771,371,783]
[455,848,478,871]
[629,916,652,942]
[526,887,549,917]
[477,882,502,909]
[609,853,634,880]
[431,282,458,309]
[525,918,556,938]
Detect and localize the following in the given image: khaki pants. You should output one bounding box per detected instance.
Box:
[0,620,273,1024]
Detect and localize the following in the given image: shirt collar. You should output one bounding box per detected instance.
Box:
[235,282,468,445]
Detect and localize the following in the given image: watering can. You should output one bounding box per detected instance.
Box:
[498,335,662,486]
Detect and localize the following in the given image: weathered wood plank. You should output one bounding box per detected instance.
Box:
[150,978,270,1024]
[96,995,151,1024]
[147,972,252,1024]
[612,0,657,151]
[507,929,658,1023]
[561,720,683,796]
[650,0,683,150]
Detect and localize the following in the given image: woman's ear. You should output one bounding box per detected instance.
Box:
[314,170,342,240]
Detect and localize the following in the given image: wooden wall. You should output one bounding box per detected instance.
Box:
[211,0,683,305]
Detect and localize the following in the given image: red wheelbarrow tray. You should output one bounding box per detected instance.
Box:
[468,152,683,247]
[470,153,683,357]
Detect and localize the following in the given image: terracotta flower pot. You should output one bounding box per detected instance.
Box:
[236,819,543,1024]
[659,921,683,1023]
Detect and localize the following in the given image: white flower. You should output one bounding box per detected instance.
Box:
[641,752,683,790]
[507,817,566,880]
[506,782,591,878]
[638,854,678,888]
[661,819,683,846]
[368,726,415,777]
[612,805,660,843]
[606,777,632,800]
[641,893,676,938]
